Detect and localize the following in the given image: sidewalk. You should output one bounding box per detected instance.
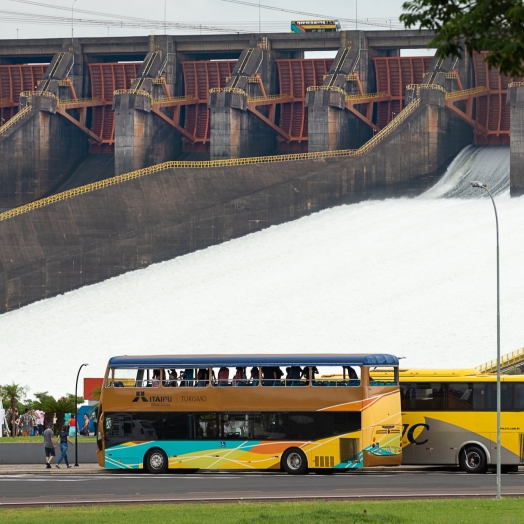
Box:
[0,463,105,475]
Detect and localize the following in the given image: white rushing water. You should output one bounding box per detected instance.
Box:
[0,147,522,398]
[422,145,510,199]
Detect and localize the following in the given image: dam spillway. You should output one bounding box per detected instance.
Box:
[0,30,523,314]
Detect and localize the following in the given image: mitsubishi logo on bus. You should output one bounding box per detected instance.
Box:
[132,391,149,403]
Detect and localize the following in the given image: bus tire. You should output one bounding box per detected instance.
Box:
[144,448,168,474]
[460,445,487,474]
[282,448,308,475]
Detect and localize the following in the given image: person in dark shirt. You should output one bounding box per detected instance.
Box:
[55,424,74,469]
[43,423,56,469]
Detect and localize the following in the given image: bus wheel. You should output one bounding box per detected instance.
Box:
[460,445,487,474]
[282,448,308,475]
[145,448,168,474]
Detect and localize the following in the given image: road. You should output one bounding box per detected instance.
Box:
[0,470,523,506]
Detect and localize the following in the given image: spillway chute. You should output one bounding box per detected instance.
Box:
[421,145,510,199]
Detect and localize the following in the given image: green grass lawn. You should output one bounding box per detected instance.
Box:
[0,436,94,443]
[0,499,523,523]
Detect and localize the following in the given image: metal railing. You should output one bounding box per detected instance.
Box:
[0,83,426,220]
[152,95,197,104]
[345,91,390,101]
[355,98,421,155]
[57,97,105,106]
[113,89,153,101]
[476,347,524,374]
[248,93,292,103]
[306,85,347,97]
[208,87,249,98]
[0,105,33,136]
[445,86,488,99]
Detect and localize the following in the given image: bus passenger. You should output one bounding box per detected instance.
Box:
[152,370,161,388]
[197,369,209,387]
[250,367,259,386]
[232,367,247,386]
[207,422,218,439]
[218,367,229,385]
[168,369,178,387]
[289,366,302,381]
[344,366,358,380]
[302,366,319,382]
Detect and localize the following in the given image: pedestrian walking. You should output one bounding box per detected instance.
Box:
[43,423,56,468]
[55,424,73,469]
[20,409,32,436]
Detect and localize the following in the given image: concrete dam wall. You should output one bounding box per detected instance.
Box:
[0,87,471,312]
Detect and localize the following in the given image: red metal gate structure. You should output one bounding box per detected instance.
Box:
[275,58,333,152]
[0,64,47,122]
[471,52,520,144]
[181,60,236,153]
[88,62,142,151]
[373,56,433,128]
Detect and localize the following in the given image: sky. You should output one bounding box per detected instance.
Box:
[0,0,411,40]
[0,147,521,400]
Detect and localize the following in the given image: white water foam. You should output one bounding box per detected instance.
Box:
[422,145,510,199]
[0,150,522,398]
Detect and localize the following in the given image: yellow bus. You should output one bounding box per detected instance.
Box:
[397,369,524,473]
[97,354,402,474]
[291,20,341,33]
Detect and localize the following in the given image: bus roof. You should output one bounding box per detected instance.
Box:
[108,353,399,368]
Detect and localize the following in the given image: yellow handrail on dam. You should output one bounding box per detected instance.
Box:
[0,105,32,136]
[0,84,427,222]
[476,348,524,374]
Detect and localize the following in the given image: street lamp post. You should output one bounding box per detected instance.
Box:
[74,363,89,467]
[470,180,501,500]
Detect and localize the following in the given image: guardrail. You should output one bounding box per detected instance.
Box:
[445,86,488,99]
[0,81,426,220]
[0,105,32,136]
[476,347,524,374]
[306,85,347,97]
[508,82,524,88]
[345,91,390,101]
[113,89,153,101]
[57,97,105,106]
[355,98,421,155]
[152,95,197,104]
[208,87,249,98]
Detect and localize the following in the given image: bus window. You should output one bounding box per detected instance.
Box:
[318,366,360,386]
[515,383,524,410]
[104,412,160,447]
[411,382,445,411]
[486,383,514,411]
[472,383,485,410]
[448,383,474,410]
[107,368,140,387]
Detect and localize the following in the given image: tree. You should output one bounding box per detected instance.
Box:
[0,383,27,438]
[33,392,83,434]
[400,0,524,76]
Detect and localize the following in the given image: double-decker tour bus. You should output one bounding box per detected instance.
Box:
[97,354,402,474]
[291,19,341,33]
[396,369,524,473]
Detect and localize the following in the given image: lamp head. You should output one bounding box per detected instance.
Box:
[83,363,89,367]
[470,181,487,188]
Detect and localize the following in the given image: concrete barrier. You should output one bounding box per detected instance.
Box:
[0,441,98,464]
